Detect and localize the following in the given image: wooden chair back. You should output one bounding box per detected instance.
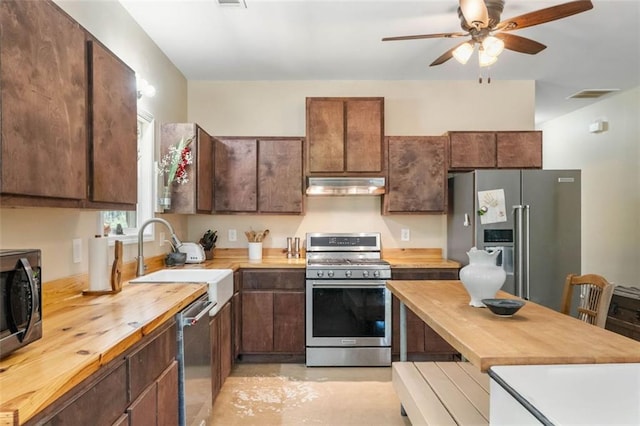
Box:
[561,274,614,328]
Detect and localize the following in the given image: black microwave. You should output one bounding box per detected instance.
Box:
[0,249,42,358]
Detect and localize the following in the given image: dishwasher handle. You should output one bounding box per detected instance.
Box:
[183,300,216,327]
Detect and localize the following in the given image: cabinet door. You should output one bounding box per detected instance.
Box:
[241,291,274,352]
[449,132,496,169]
[345,99,384,172]
[219,302,233,385]
[89,40,137,205]
[273,292,305,354]
[210,313,221,399]
[386,136,447,213]
[233,291,242,359]
[258,138,304,213]
[156,361,179,426]
[214,138,258,212]
[196,127,214,212]
[496,131,542,168]
[0,0,87,200]
[127,382,156,426]
[306,98,345,172]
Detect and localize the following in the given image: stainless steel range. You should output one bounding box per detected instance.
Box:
[305,232,391,367]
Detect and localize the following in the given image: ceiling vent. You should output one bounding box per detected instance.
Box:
[567,89,620,99]
[217,0,247,7]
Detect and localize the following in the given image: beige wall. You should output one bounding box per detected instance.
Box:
[539,86,640,288]
[185,80,536,251]
[0,1,188,280]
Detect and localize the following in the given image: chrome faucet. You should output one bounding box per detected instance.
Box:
[136,218,183,276]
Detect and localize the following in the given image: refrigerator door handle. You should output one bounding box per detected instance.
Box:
[523,205,531,300]
[513,205,525,298]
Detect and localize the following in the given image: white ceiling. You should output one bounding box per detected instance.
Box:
[119,0,640,124]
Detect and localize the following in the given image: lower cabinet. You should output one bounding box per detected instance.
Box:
[27,320,178,426]
[240,269,305,360]
[391,269,460,361]
[211,301,233,402]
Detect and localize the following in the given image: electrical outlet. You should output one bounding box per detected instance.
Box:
[401,228,410,241]
[73,238,82,263]
[159,232,166,247]
[228,229,237,242]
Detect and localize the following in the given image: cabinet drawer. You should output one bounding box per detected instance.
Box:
[38,361,128,426]
[128,321,177,402]
[242,269,305,290]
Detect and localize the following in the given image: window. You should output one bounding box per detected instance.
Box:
[101,110,156,244]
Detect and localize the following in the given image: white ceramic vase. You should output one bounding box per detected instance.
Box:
[459,247,507,307]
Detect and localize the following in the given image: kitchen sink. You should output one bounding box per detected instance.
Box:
[129,269,233,315]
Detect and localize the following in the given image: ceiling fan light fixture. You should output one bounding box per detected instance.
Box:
[452,42,475,64]
[482,36,504,57]
[479,47,497,67]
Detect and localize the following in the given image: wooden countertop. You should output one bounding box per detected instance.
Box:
[206,247,460,270]
[387,280,640,372]
[0,282,207,425]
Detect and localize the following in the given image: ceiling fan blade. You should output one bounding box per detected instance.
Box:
[496,0,593,32]
[495,33,546,55]
[382,32,468,42]
[459,0,489,28]
[429,41,471,67]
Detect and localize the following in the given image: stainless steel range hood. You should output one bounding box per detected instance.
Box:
[306,177,386,196]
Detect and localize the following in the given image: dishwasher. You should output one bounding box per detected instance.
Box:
[176,294,216,426]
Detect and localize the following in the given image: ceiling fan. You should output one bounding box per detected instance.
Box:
[382,0,594,67]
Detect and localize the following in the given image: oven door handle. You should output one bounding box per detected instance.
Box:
[309,283,387,289]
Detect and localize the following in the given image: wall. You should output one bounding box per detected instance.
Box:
[539,86,640,288]
[0,1,188,280]
[186,80,536,251]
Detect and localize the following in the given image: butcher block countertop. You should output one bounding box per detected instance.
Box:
[206,247,460,269]
[387,280,640,372]
[0,282,207,425]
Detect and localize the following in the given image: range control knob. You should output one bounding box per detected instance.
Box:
[345,270,352,278]
[373,270,380,278]
[327,270,335,278]
[316,270,324,278]
[362,270,370,278]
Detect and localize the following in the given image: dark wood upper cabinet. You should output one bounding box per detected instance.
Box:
[214,138,258,212]
[385,136,448,214]
[306,97,384,175]
[448,131,542,170]
[1,0,138,209]
[214,137,304,214]
[161,123,214,214]
[496,131,543,168]
[0,0,87,202]
[89,39,137,206]
[258,138,304,214]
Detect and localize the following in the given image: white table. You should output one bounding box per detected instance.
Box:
[488,363,640,425]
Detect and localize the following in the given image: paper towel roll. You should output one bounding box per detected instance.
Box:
[89,236,110,291]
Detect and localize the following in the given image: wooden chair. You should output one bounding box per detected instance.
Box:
[561,274,614,328]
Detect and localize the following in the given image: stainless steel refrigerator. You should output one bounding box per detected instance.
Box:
[447,170,581,311]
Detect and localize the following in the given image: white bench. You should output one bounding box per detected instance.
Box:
[392,361,490,425]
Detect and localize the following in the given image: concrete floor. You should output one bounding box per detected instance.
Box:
[211,363,411,425]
